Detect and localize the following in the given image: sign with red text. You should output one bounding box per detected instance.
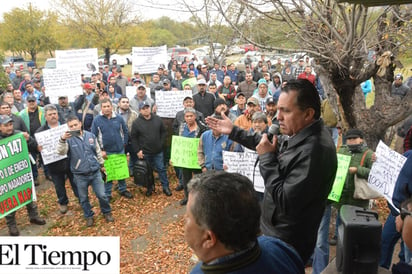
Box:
[0,133,34,219]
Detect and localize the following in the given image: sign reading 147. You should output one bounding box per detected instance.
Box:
[0,138,23,160]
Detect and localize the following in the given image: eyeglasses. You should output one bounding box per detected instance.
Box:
[401,208,412,220]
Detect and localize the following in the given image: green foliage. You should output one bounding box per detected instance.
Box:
[0,53,10,92]
[0,5,59,62]
[148,29,178,47]
[55,0,139,56]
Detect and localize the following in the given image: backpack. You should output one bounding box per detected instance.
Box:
[133,159,154,190]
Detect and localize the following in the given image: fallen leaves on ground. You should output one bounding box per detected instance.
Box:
[0,167,195,273]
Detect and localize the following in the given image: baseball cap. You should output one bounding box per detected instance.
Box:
[345,128,363,139]
[26,95,37,102]
[138,101,150,110]
[213,98,226,109]
[197,79,207,85]
[247,97,259,106]
[83,83,93,90]
[236,92,245,99]
[137,84,146,90]
[395,74,403,80]
[266,97,276,105]
[0,115,12,125]
[163,79,171,85]
[133,78,142,84]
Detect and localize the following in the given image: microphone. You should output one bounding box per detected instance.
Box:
[267,124,280,143]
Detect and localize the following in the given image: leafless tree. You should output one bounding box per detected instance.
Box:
[213,0,412,149]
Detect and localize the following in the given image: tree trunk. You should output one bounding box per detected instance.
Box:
[324,60,412,150]
[104,48,111,65]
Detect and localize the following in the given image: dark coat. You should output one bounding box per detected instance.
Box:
[229,119,337,262]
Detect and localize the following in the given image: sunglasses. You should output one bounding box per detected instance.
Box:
[401,208,412,220]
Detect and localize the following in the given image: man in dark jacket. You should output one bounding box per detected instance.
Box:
[131,101,172,196]
[205,79,337,263]
[0,115,46,236]
[35,104,78,214]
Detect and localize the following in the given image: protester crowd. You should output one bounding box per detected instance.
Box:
[1,55,412,273]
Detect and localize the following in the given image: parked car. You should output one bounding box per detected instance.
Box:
[98,54,128,66]
[192,47,208,60]
[2,56,33,70]
[236,56,259,69]
[240,44,259,53]
[167,47,191,62]
[44,58,56,69]
[227,45,245,55]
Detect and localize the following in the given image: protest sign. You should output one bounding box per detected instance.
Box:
[0,133,34,219]
[182,77,198,88]
[328,153,352,202]
[34,124,68,165]
[104,154,129,182]
[42,69,82,104]
[132,46,168,74]
[55,48,99,77]
[223,149,264,193]
[369,141,406,211]
[171,136,201,169]
[155,90,192,118]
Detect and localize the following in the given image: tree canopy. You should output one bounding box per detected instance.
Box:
[54,0,140,60]
[0,4,59,63]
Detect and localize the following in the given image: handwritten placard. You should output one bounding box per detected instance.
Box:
[56,48,99,77]
[42,69,82,104]
[369,141,406,211]
[328,154,351,202]
[223,149,264,193]
[34,124,68,165]
[155,90,192,118]
[104,154,129,181]
[182,77,198,88]
[171,136,201,169]
[132,46,168,74]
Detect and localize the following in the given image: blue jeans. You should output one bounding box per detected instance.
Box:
[405,242,412,265]
[145,152,169,189]
[30,152,38,179]
[125,143,138,170]
[49,169,78,205]
[312,205,331,274]
[175,167,183,187]
[334,210,341,237]
[380,213,402,268]
[74,171,111,218]
[105,179,127,197]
